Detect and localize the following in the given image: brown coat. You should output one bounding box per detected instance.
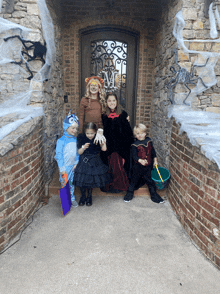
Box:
[78,97,103,133]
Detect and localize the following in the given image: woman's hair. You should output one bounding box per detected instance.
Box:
[105,93,123,116]
[133,123,147,136]
[85,78,106,114]
[84,122,97,132]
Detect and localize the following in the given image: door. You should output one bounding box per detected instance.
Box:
[80,27,139,127]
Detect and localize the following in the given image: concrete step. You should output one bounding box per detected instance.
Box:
[48,167,167,198]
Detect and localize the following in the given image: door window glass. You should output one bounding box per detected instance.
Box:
[91,40,127,108]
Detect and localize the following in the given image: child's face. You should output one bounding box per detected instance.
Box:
[85,129,96,140]
[66,123,78,136]
[89,81,99,96]
[135,128,146,141]
[107,95,117,111]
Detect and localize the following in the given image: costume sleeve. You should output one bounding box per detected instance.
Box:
[77,134,84,149]
[131,145,139,162]
[78,98,86,133]
[120,111,134,145]
[55,139,66,173]
[74,148,79,165]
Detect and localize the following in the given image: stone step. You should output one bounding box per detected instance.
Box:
[48,167,167,198]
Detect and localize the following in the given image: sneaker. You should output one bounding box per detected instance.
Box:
[124,199,131,203]
[71,200,78,208]
[159,200,165,204]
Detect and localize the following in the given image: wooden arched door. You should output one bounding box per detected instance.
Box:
[80,26,139,127]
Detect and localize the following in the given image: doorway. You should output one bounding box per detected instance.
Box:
[80,26,139,127]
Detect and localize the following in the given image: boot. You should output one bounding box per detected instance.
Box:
[79,187,87,206]
[124,185,134,202]
[86,188,93,206]
[148,185,164,204]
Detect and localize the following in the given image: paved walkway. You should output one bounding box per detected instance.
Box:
[0,194,219,294]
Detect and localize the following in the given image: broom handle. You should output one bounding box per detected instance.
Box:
[155,165,164,183]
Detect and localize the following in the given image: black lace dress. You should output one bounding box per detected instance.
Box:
[73,134,111,188]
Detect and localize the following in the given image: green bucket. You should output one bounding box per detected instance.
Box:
[151,167,170,190]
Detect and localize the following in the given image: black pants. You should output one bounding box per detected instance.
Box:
[129,163,163,203]
[129,164,155,189]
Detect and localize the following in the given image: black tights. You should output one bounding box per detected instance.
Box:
[80,187,93,199]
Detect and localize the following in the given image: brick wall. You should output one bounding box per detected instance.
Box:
[168,119,220,269]
[0,118,45,252]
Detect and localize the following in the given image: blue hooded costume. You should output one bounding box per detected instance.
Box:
[55,112,79,202]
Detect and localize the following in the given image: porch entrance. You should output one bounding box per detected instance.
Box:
[80,27,139,127]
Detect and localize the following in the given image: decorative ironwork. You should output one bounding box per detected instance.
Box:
[91,40,127,107]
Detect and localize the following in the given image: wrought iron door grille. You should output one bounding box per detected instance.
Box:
[91,40,127,107]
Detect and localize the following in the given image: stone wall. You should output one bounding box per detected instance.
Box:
[168,119,220,270]
[0,0,64,183]
[62,0,162,133]
[152,0,220,167]
[0,117,45,252]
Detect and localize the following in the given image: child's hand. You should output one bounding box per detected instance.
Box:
[138,159,148,166]
[73,164,77,171]
[94,128,106,145]
[61,171,68,188]
[153,158,158,168]
[82,143,90,150]
[126,116,130,122]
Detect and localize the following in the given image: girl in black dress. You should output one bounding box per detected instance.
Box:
[101,93,134,192]
[73,122,111,206]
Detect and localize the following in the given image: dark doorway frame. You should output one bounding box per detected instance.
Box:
[79,25,140,128]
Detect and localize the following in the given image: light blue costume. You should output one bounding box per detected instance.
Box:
[55,112,79,202]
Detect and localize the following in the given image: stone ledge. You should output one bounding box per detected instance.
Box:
[0,115,43,157]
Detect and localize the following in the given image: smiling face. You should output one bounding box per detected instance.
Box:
[107,95,117,111]
[135,128,146,141]
[85,129,96,140]
[89,81,99,96]
[66,123,78,136]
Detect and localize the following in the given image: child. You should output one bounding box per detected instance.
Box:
[73,122,111,206]
[55,111,79,207]
[101,93,134,192]
[124,123,164,204]
[78,76,106,133]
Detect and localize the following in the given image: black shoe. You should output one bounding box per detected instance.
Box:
[124,191,134,202]
[151,192,164,204]
[79,196,86,206]
[86,197,92,206]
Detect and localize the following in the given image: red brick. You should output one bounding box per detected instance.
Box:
[206,178,217,189]
[0,196,4,204]
[194,227,209,247]
[11,162,25,174]
[189,197,201,213]
[181,154,190,163]
[6,201,21,216]
[21,178,31,190]
[3,185,10,193]
[10,179,20,190]
[199,198,214,214]
[203,185,216,198]
[190,159,202,172]
[185,201,196,216]
[201,209,219,226]
[8,215,22,230]
[215,256,220,269]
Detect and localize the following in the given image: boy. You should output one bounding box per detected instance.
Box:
[55,111,79,207]
[124,123,164,204]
